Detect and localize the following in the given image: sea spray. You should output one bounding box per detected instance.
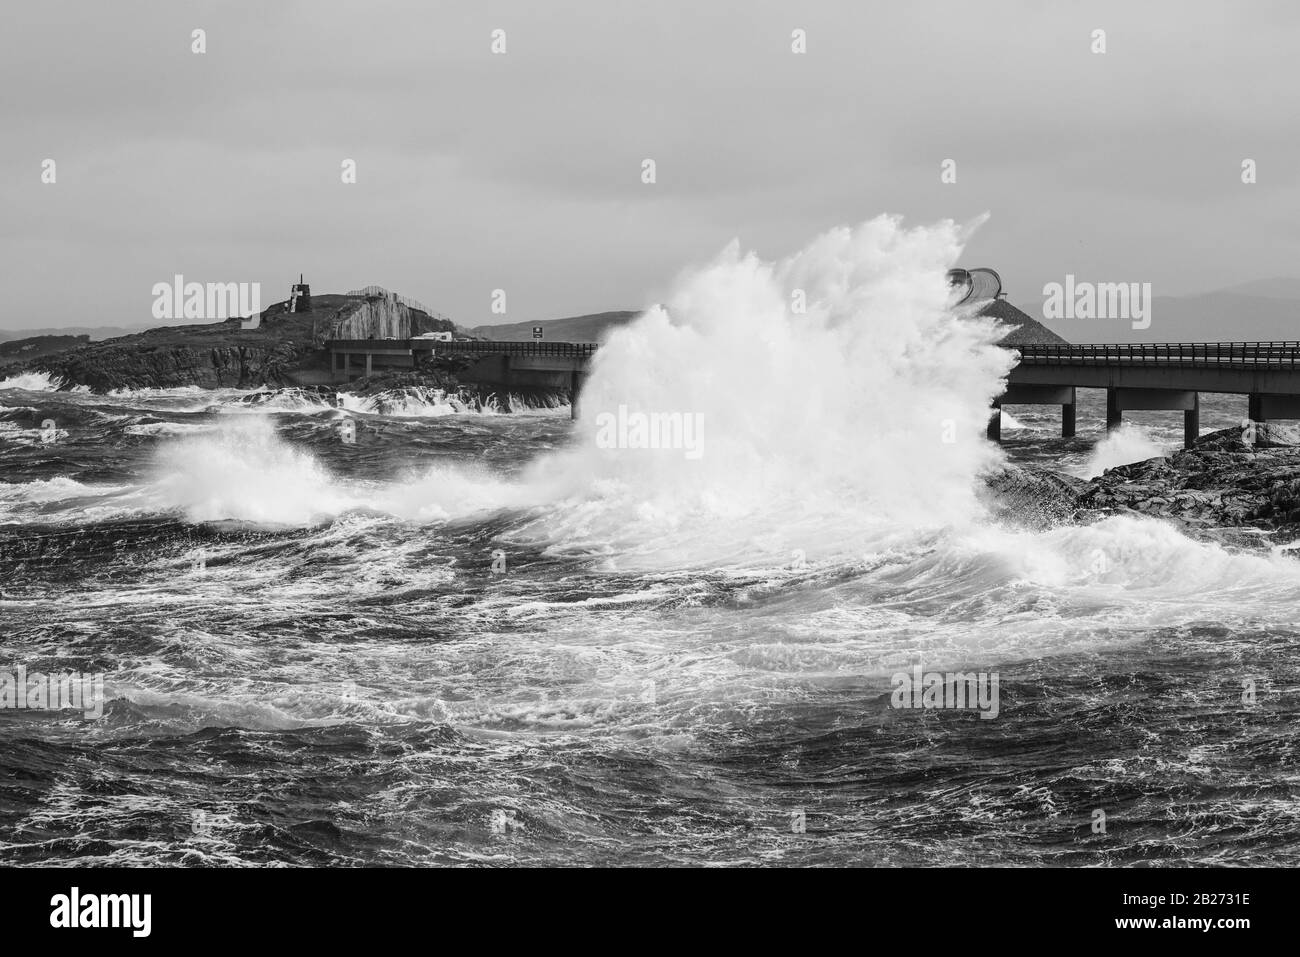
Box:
[513,215,1017,564]
[134,217,1020,561]
[0,371,63,392]
[1080,423,1167,479]
[152,416,355,524]
[146,415,529,525]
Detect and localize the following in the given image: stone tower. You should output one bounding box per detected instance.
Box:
[288,274,312,313]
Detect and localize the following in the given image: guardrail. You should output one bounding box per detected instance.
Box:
[325,339,599,358]
[426,340,597,358]
[1017,342,1300,369]
[326,339,415,350]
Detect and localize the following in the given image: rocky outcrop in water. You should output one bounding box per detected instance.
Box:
[981,465,1086,528]
[1075,425,1300,536]
[987,424,1300,548]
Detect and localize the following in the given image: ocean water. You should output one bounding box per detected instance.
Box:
[2,218,1298,867]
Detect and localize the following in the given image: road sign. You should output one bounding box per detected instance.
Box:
[532,326,544,339]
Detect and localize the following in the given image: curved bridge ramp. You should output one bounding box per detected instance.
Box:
[947,267,1003,305]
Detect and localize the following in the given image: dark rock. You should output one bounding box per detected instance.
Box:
[1065,430,1300,548]
[981,464,1085,528]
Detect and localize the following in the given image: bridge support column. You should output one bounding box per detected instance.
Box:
[569,371,588,421]
[987,400,1001,443]
[365,354,373,377]
[1106,389,1122,432]
[992,385,1076,440]
[1185,393,1200,449]
[1108,387,1199,445]
[1062,387,1076,438]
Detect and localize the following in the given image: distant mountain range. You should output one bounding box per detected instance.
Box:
[0,324,157,343]
[1214,277,1300,299]
[1034,276,1300,343]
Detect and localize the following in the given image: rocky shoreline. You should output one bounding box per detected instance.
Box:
[221,370,572,414]
[986,423,1300,550]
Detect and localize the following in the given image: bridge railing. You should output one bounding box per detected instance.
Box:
[326,338,415,351]
[1017,342,1300,369]
[325,338,599,358]
[416,340,598,358]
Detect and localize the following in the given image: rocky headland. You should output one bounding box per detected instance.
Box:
[26,292,458,392]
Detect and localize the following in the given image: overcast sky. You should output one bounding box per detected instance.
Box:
[3,0,1298,335]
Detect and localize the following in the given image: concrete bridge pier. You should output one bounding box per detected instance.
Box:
[331,351,350,381]
[987,385,1077,442]
[330,352,371,380]
[1106,387,1200,449]
[1106,389,1122,432]
[569,371,589,420]
[1185,392,1200,449]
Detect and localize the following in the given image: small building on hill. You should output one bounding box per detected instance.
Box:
[288,275,312,313]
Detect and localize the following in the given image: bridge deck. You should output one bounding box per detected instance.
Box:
[327,339,1300,369]
[326,339,598,358]
[323,338,1300,441]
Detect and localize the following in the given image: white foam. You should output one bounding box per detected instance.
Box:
[506,215,1016,565]
[340,388,468,417]
[144,416,526,524]
[0,371,61,392]
[1000,410,1028,430]
[1078,423,1167,479]
[123,421,212,437]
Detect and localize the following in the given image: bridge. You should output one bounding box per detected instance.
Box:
[326,337,1300,442]
[1000,341,1300,447]
[325,338,598,416]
